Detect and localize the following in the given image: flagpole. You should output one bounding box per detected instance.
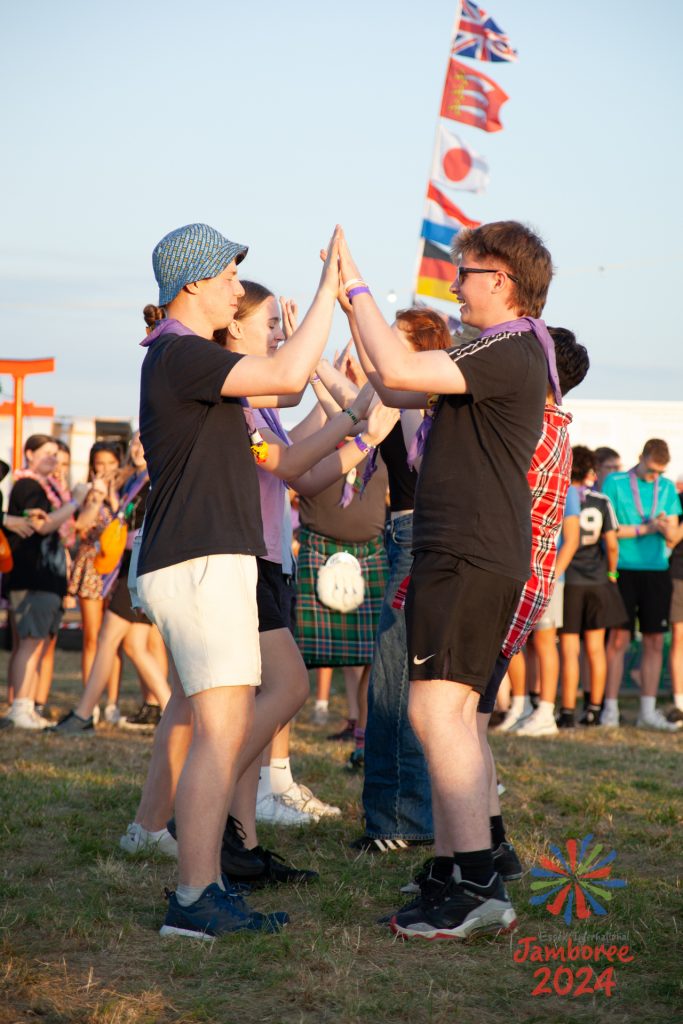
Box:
[414,2,463,304]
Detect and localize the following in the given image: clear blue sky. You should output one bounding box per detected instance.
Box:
[1,0,681,418]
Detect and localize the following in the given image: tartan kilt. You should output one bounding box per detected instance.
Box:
[295,527,389,668]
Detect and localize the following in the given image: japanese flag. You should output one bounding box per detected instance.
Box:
[431,120,490,194]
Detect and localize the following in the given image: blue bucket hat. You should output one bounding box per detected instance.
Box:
[153,223,248,307]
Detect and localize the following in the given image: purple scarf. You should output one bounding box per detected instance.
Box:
[140,318,195,347]
[407,317,562,470]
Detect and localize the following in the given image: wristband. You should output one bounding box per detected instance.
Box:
[344,407,360,427]
[348,286,371,302]
[353,433,375,455]
[607,570,619,581]
[343,278,366,293]
[310,373,321,383]
[634,525,641,537]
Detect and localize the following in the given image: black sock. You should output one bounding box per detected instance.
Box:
[454,848,495,887]
[490,815,506,849]
[430,856,455,883]
[560,707,575,717]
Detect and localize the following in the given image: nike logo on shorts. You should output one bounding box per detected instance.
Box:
[413,654,436,665]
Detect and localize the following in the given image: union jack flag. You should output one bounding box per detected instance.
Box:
[452,1,518,63]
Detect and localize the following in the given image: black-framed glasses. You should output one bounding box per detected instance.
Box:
[456,266,519,284]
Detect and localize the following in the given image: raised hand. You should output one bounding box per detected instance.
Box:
[337,229,364,292]
[365,399,400,446]
[319,225,342,296]
[280,297,299,339]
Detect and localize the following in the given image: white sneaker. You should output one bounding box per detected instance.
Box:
[31,708,53,730]
[92,705,101,726]
[494,705,532,733]
[598,704,620,728]
[636,709,681,732]
[514,709,558,737]
[119,821,178,858]
[278,782,341,821]
[3,705,48,731]
[104,704,121,725]
[255,792,315,827]
[312,706,329,725]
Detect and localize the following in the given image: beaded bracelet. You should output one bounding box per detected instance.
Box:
[348,286,371,302]
[343,278,366,293]
[344,407,360,426]
[353,434,375,455]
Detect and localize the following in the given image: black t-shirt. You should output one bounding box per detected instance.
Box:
[412,330,546,582]
[138,333,265,576]
[7,479,67,596]
[378,421,417,513]
[670,491,683,580]
[565,488,619,585]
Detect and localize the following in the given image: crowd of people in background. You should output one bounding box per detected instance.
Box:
[0,219,681,944]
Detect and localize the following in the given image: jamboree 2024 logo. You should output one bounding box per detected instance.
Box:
[512,834,633,999]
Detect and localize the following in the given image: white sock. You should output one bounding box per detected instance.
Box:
[315,699,328,711]
[640,695,656,718]
[537,700,555,718]
[603,698,619,715]
[270,757,294,795]
[257,768,273,801]
[509,695,527,715]
[216,876,225,891]
[674,693,683,711]
[146,827,169,841]
[175,883,208,907]
[13,698,34,711]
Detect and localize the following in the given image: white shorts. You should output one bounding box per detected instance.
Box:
[534,580,564,632]
[137,554,261,697]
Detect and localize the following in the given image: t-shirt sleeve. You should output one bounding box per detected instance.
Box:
[447,334,533,403]
[601,495,619,532]
[564,485,581,518]
[165,336,245,404]
[662,480,683,516]
[8,479,49,515]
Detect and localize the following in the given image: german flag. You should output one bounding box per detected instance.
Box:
[415,240,459,303]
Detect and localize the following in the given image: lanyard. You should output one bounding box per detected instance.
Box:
[628,468,659,523]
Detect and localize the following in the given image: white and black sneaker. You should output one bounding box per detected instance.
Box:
[349,834,432,854]
[390,864,517,941]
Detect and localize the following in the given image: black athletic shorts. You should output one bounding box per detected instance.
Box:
[616,569,672,634]
[108,552,151,625]
[406,550,522,694]
[257,557,292,633]
[561,582,627,635]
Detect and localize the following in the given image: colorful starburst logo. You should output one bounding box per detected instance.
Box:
[529,834,627,925]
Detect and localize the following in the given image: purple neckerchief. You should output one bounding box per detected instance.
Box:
[480,317,562,405]
[140,318,196,347]
[359,448,378,496]
[405,317,562,471]
[258,407,291,446]
[628,467,659,522]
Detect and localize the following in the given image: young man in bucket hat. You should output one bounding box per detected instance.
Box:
[135,222,341,938]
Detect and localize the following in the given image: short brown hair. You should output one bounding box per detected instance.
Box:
[642,438,670,464]
[395,307,452,353]
[452,221,554,318]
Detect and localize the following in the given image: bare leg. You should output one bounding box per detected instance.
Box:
[639,633,665,698]
[35,634,57,706]
[74,612,130,719]
[270,722,289,760]
[409,681,489,855]
[79,597,104,686]
[671,622,683,700]
[315,667,332,703]
[559,633,581,710]
[229,754,262,849]
[584,628,607,706]
[508,652,526,697]
[535,628,560,706]
[342,665,362,721]
[476,712,499,818]
[106,649,122,708]
[7,613,18,704]
[605,628,630,699]
[121,623,171,708]
[9,637,47,702]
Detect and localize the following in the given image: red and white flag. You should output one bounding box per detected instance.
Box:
[440,57,509,132]
[431,120,489,194]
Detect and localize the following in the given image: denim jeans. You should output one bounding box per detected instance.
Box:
[362,513,434,840]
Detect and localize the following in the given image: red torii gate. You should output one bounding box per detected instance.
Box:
[0,359,55,470]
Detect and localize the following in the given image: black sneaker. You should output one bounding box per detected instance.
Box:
[167,815,267,883]
[556,710,576,729]
[529,693,540,710]
[579,704,602,726]
[326,719,357,742]
[51,710,94,735]
[349,835,432,854]
[345,748,364,773]
[666,707,683,724]
[492,841,523,881]
[390,865,517,941]
[248,846,319,887]
[159,883,287,939]
[120,703,162,730]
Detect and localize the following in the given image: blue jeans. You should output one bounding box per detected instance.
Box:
[362,513,434,840]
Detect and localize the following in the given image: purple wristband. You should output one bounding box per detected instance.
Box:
[353,434,374,455]
[348,286,371,302]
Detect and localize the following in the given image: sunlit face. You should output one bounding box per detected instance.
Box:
[235,296,285,358]
[637,456,668,484]
[91,450,119,480]
[196,260,246,331]
[54,449,71,487]
[449,255,515,328]
[128,432,146,469]
[26,441,58,477]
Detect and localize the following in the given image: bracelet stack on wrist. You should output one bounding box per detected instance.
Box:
[344,407,360,427]
[353,434,375,455]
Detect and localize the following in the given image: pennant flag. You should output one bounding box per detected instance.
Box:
[432,120,490,194]
[440,58,509,132]
[416,239,459,304]
[421,182,481,249]
[452,1,518,63]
